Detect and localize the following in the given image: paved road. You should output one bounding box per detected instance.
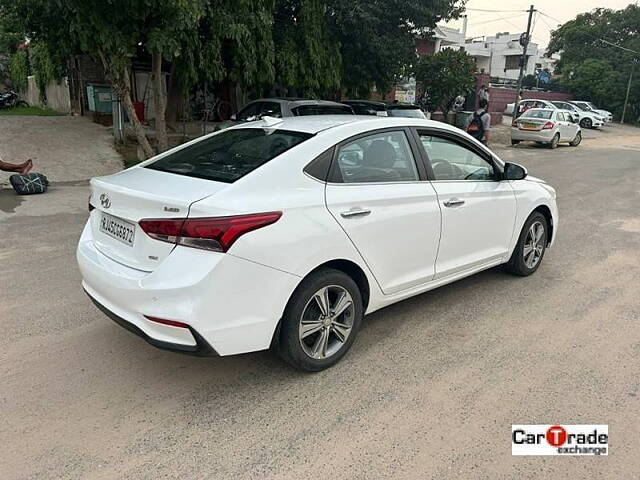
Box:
[1,123,639,479]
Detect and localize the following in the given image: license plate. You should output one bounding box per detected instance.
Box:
[520,123,539,130]
[100,212,136,247]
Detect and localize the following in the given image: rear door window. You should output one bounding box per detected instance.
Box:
[331,131,419,183]
[147,128,312,183]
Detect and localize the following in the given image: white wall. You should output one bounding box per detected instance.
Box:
[25,75,71,113]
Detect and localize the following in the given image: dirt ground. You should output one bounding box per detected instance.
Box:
[0,115,123,183]
[1,119,639,479]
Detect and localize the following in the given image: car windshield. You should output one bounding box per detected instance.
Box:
[146,128,312,183]
[292,105,353,116]
[387,108,426,119]
[521,109,553,119]
[574,103,592,111]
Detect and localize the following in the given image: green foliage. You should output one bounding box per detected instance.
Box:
[3,0,468,101]
[9,49,28,91]
[30,42,64,101]
[522,74,537,88]
[548,4,640,120]
[414,48,476,113]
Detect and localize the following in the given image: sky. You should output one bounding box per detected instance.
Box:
[444,0,638,50]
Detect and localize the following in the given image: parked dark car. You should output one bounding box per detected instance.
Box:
[342,100,427,119]
[215,98,355,130]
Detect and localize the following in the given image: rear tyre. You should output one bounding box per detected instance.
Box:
[569,131,582,147]
[580,118,593,129]
[511,139,520,146]
[15,100,29,108]
[277,268,363,371]
[505,212,548,277]
[549,133,560,149]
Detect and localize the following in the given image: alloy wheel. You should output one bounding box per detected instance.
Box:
[523,221,545,269]
[298,285,355,360]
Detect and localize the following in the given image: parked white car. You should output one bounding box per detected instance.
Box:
[551,101,603,129]
[511,108,582,148]
[571,101,613,123]
[78,115,558,371]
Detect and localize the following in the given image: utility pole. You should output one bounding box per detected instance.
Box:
[621,61,635,124]
[512,5,536,120]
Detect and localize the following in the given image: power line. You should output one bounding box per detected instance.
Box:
[468,13,527,27]
[466,8,527,13]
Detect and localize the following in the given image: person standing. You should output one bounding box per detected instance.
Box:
[478,85,490,105]
[465,99,491,145]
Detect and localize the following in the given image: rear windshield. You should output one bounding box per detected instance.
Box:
[292,105,354,116]
[388,108,426,119]
[146,128,312,183]
[521,109,553,119]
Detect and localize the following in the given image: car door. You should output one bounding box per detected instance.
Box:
[324,129,441,294]
[556,112,574,141]
[415,130,517,279]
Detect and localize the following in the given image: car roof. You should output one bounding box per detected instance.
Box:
[342,99,386,106]
[252,98,348,108]
[231,115,461,135]
[386,103,420,109]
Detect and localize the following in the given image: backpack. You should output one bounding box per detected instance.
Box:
[9,173,49,195]
[466,111,487,140]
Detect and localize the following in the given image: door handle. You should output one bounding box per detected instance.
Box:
[443,198,465,208]
[340,208,371,218]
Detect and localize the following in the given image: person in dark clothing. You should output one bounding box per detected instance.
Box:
[464,99,491,145]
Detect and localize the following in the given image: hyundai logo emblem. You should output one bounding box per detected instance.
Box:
[100,193,111,209]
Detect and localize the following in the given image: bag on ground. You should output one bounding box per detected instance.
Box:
[9,172,49,195]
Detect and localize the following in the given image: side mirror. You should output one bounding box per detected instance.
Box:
[230,113,237,121]
[503,162,528,180]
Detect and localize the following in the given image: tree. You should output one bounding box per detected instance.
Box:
[414,49,476,115]
[328,0,467,97]
[547,5,640,120]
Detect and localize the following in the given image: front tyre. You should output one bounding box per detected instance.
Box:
[277,269,363,371]
[505,212,549,276]
[580,118,593,129]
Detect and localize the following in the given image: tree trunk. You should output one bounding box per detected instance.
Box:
[99,52,154,159]
[165,62,184,130]
[152,52,168,153]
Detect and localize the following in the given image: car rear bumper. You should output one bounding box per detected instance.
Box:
[86,290,218,355]
[511,128,555,143]
[77,220,301,356]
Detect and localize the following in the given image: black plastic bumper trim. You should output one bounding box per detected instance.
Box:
[85,290,218,357]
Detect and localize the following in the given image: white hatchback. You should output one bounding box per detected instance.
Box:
[78,116,558,371]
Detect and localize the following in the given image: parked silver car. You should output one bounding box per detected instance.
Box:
[511,108,582,148]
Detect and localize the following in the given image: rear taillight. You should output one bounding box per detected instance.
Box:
[139,212,282,252]
[542,121,555,130]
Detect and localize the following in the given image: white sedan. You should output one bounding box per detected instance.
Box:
[511,108,582,148]
[78,116,558,371]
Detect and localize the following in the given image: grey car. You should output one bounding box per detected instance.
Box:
[215,98,354,130]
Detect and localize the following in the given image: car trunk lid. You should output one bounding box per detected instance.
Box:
[89,168,229,271]
[517,118,549,131]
